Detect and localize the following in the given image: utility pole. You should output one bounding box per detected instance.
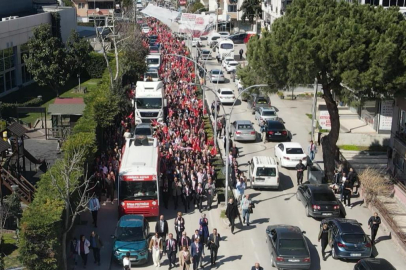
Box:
[311,78,318,141]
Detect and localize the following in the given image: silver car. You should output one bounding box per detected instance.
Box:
[210,69,225,83]
[232,120,256,142]
[255,107,279,124]
[134,123,154,139]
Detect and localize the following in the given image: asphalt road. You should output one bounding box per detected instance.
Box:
[72,39,406,270]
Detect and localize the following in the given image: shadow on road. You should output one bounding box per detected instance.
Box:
[306,237,321,270]
[255,192,296,204]
[279,172,294,191]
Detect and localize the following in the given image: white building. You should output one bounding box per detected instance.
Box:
[0,1,76,97]
[200,0,244,22]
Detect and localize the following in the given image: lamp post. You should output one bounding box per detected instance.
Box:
[310,78,318,141]
[77,73,81,93]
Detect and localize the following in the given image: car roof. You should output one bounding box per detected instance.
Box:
[280,142,302,148]
[268,225,304,239]
[306,184,333,193]
[118,214,144,227]
[261,107,276,112]
[235,120,252,125]
[228,61,238,64]
[266,120,285,127]
[211,69,222,72]
[136,123,152,128]
[219,88,232,92]
[360,258,396,270]
[326,218,364,234]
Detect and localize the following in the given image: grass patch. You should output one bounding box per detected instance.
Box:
[306,113,312,119]
[2,231,21,269]
[338,145,388,152]
[220,210,226,219]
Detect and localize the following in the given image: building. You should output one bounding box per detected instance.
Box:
[388,97,406,182]
[71,0,117,24]
[0,0,76,98]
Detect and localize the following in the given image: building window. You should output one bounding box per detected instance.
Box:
[0,47,16,94]
[394,151,405,172]
[228,5,237,12]
[78,3,85,9]
[382,0,406,6]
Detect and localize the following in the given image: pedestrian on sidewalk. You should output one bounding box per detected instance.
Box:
[89,231,103,266]
[76,235,90,268]
[69,237,78,266]
[348,168,359,195]
[318,223,332,261]
[123,252,131,269]
[208,229,220,266]
[221,117,226,137]
[195,182,204,213]
[179,245,192,270]
[239,49,244,60]
[368,212,381,244]
[211,101,215,118]
[105,173,115,204]
[231,145,239,159]
[308,140,317,161]
[204,179,216,210]
[342,178,353,208]
[199,213,209,246]
[165,233,177,269]
[251,262,264,270]
[216,119,223,138]
[236,178,246,203]
[340,172,347,201]
[88,196,100,228]
[155,215,169,241]
[149,232,163,267]
[191,237,203,270]
[174,212,185,243]
[295,160,306,185]
[241,194,252,226]
[226,198,239,234]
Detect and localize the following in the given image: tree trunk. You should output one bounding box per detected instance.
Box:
[62,201,70,270]
[321,84,340,183]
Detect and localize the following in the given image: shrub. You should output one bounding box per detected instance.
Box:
[85,52,108,78]
[359,168,393,206]
[0,98,42,118]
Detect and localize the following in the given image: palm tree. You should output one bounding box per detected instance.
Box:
[239,0,262,23]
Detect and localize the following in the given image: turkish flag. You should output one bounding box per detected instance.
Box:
[210,147,217,156]
[163,126,168,134]
[151,119,159,126]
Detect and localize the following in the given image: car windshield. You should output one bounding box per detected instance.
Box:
[257,98,268,104]
[136,98,162,109]
[212,36,221,41]
[119,181,158,200]
[256,167,276,177]
[229,62,238,66]
[342,234,367,244]
[202,51,210,54]
[116,225,144,242]
[212,70,223,75]
[313,192,336,202]
[135,127,152,136]
[262,111,276,116]
[145,72,158,78]
[267,122,285,129]
[237,124,252,129]
[150,46,158,51]
[147,58,160,65]
[221,91,233,95]
[286,148,304,154]
[278,239,307,254]
[220,44,233,49]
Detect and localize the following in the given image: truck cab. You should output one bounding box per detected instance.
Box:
[134,81,165,125]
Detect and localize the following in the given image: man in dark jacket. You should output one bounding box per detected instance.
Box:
[295,160,306,185]
[225,198,239,234]
[368,212,381,244]
[251,262,264,270]
[89,231,103,266]
[155,215,169,241]
[231,146,239,159]
[208,229,221,266]
[165,233,177,269]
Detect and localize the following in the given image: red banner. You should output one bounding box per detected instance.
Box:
[179,0,187,6]
[123,175,156,181]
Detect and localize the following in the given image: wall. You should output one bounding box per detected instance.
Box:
[0,0,33,18]
[337,133,390,147]
[42,7,77,43]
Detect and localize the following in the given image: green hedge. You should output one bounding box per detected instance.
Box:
[0,98,42,119]
[85,52,108,78]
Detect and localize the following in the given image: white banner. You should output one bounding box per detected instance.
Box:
[319,110,331,130]
[379,100,393,130]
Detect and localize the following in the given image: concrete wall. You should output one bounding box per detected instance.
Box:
[0,13,51,51]
[337,132,390,147]
[42,7,77,43]
[0,0,33,18]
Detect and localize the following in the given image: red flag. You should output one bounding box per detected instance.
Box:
[151,119,159,126]
[163,126,168,134]
[208,138,214,146]
[210,147,217,156]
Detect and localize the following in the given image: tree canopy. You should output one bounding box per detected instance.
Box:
[189,1,206,13]
[240,0,406,180]
[239,0,262,23]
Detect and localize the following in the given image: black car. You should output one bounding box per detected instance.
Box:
[266,225,311,270]
[296,184,345,218]
[322,218,373,260]
[229,33,247,44]
[265,120,290,142]
[354,258,396,270]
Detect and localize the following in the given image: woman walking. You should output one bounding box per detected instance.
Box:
[179,245,191,270]
[76,235,90,268]
[199,213,209,245]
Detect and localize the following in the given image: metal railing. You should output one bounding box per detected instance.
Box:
[1,168,35,204]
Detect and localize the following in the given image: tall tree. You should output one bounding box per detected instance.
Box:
[240,0,406,180]
[239,0,262,23]
[65,30,92,79]
[24,24,68,96]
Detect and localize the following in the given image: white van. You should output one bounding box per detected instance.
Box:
[146,54,161,70]
[208,32,222,48]
[217,39,234,60]
[247,156,279,190]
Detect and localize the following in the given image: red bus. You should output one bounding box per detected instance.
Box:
[118,137,160,217]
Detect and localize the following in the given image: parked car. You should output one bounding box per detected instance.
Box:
[266,225,311,270]
[217,88,235,104]
[265,120,290,142]
[228,33,247,44]
[199,49,212,60]
[232,120,256,142]
[274,142,307,168]
[322,218,373,260]
[354,258,396,270]
[112,215,150,265]
[209,69,225,83]
[255,107,278,124]
[222,57,235,69]
[247,94,271,114]
[134,123,154,138]
[218,31,230,39]
[225,60,239,74]
[296,184,344,218]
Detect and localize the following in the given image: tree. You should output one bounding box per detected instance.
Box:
[65,30,92,79]
[24,24,68,96]
[239,0,262,23]
[189,1,206,13]
[359,168,392,206]
[239,0,406,181]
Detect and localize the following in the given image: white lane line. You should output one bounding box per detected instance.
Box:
[250,238,261,261]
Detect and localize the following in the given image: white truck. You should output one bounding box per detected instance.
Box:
[134,81,166,125]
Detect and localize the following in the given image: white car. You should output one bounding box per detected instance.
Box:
[225,60,239,73]
[222,57,235,69]
[274,142,308,168]
[142,26,150,34]
[209,69,225,83]
[192,38,200,47]
[255,107,279,123]
[219,31,230,39]
[217,88,236,104]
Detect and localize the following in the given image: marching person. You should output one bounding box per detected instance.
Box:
[149,232,163,267]
[195,182,204,213]
[241,194,253,226]
[295,160,306,185]
[368,212,381,245]
[165,233,177,270]
[308,140,317,161]
[174,212,185,243]
[226,198,239,234]
[191,238,203,270]
[172,178,182,210]
[204,179,216,210]
[89,231,103,266]
[199,213,209,246]
[122,252,131,269]
[342,177,353,208]
[318,223,332,261]
[179,231,191,250]
[239,48,244,60]
[208,228,220,266]
[76,235,90,268]
[179,245,192,270]
[155,215,169,241]
[88,196,100,228]
[182,183,192,213]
